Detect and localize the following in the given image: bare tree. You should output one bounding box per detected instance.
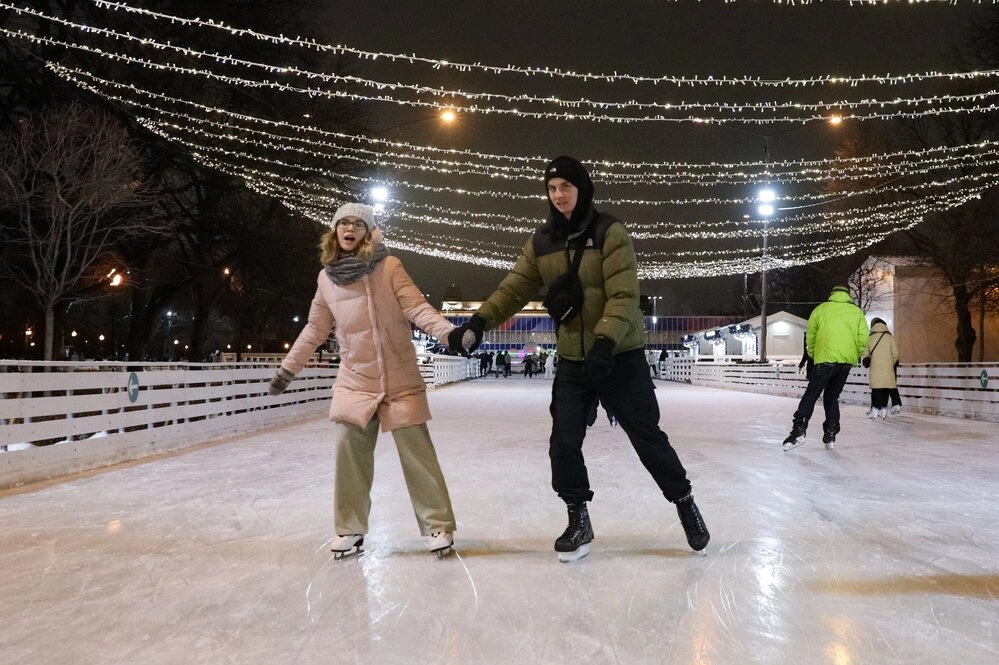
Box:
[849,256,896,314]
[970,264,999,361]
[0,102,170,360]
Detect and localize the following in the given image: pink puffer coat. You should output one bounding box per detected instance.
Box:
[281,256,455,431]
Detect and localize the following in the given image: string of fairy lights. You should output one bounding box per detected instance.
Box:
[45,63,999,183]
[1,0,997,277]
[5,14,999,124]
[53,63,999,193]
[74,1,999,90]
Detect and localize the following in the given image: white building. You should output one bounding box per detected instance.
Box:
[687,310,807,360]
[855,256,999,363]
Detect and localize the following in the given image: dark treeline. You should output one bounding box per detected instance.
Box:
[0,0,373,361]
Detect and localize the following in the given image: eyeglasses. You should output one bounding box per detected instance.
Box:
[336,219,367,230]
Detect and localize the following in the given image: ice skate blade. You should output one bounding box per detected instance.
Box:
[782,438,805,452]
[433,545,455,559]
[557,544,590,563]
[331,546,363,560]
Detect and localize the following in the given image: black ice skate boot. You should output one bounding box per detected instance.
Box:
[675,492,710,551]
[782,419,808,451]
[822,423,840,450]
[554,502,594,563]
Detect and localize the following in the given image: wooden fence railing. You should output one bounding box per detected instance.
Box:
[660,357,999,422]
[0,354,476,489]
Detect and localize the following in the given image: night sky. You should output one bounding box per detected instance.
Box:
[19,0,988,313]
[310,1,991,310]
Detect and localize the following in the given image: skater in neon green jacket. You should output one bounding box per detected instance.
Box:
[783,286,868,451]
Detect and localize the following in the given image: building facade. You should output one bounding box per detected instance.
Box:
[858,256,999,363]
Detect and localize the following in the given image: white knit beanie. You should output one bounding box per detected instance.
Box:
[331,203,375,230]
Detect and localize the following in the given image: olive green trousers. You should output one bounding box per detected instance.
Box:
[332,416,456,537]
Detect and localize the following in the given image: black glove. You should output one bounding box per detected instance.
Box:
[447,314,486,355]
[269,367,295,395]
[583,337,615,384]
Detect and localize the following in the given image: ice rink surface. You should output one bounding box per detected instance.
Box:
[1,378,996,665]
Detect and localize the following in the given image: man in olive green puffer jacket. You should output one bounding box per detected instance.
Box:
[449,156,709,562]
[783,285,869,451]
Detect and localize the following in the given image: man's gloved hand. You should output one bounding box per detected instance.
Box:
[583,337,615,384]
[269,367,295,395]
[447,314,486,355]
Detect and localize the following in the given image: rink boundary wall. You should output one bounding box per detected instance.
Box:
[661,358,999,422]
[0,356,476,489]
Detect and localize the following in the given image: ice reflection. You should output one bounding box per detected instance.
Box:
[1,381,997,664]
[751,535,786,635]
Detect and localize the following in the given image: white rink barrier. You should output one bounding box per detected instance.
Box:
[0,355,476,489]
[660,357,999,423]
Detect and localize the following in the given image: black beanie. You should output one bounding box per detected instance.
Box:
[543,155,595,234]
[545,155,590,191]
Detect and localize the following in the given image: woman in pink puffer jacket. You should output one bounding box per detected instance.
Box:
[270,203,458,559]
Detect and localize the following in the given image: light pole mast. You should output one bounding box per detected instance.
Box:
[757,186,775,364]
[704,116,842,363]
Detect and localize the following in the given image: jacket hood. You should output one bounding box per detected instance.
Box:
[828,290,854,304]
[870,321,890,334]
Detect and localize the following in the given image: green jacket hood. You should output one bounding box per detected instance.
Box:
[828,290,854,304]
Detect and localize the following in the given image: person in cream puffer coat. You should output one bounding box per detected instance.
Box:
[270,203,458,558]
[864,317,899,418]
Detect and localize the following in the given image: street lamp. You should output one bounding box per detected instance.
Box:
[377,108,458,134]
[757,188,777,363]
[369,110,458,216]
[370,185,389,214]
[697,116,843,363]
[107,269,125,360]
[163,310,175,360]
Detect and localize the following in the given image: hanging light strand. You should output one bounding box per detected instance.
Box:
[85,0,999,90]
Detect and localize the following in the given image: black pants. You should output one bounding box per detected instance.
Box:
[549,348,691,503]
[871,388,891,409]
[792,362,853,432]
[889,387,902,407]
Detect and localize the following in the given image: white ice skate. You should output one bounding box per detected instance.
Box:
[878,408,888,420]
[427,531,454,558]
[330,534,364,559]
[891,405,902,415]
[868,408,877,419]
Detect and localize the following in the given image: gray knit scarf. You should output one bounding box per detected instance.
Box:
[325,241,390,286]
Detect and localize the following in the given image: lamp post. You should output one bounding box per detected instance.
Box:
[368,110,458,217]
[108,270,125,360]
[757,189,776,363]
[697,116,843,363]
[648,295,662,344]
[163,310,175,360]
[377,109,458,134]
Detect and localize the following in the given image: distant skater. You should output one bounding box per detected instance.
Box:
[864,317,899,420]
[783,286,868,451]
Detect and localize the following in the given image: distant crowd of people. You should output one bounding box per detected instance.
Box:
[471,349,555,378]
